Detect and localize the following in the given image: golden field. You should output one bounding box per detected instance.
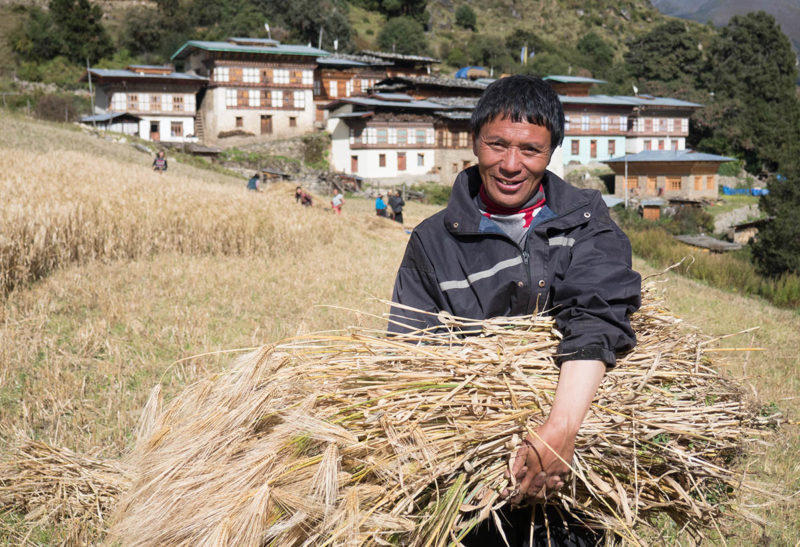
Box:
[1,114,799,545]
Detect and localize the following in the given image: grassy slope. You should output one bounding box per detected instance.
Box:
[1,116,798,543]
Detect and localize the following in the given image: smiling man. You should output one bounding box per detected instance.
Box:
[388,75,642,545]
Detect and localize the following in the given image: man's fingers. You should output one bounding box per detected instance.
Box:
[545,474,563,490]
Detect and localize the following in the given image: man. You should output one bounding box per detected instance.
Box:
[388,189,405,224]
[388,75,641,545]
[247,172,261,191]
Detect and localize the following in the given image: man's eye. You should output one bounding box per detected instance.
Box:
[488,141,506,150]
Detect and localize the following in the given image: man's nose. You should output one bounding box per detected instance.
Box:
[500,147,522,171]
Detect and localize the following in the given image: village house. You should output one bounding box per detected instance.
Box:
[604,149,735,201]
[373,75,488,99]
[313,53,393,125]
[545,76,702,166]
[170,37,328,144]
[80,65,207,142]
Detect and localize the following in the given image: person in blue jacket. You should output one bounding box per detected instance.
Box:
[375,193,388,217]
[246,172,261,191]
[388,75,641,546]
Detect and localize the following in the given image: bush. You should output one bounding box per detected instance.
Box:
[718,159,744,177]
[411,181,451,205]
[455,5,476,30]
[34,94,86,122]
[301,132,330,170]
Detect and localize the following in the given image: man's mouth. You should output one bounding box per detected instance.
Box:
[493,177,524,192]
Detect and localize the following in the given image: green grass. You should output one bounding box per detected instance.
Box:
[706,194,760,217]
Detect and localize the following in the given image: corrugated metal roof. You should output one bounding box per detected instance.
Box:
[172,40,330,60]
[329,111,374,119]
[327,96,445,110]
[316,53,392,67]
[435,111,472,120]
[84,68,207,81]
[80,112,141,122]
[360,50,440,63]
[545,75,606,84]
[560,94,702,108]
[604,149,735,163]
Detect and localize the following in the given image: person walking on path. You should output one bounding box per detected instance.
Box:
[388,75,641,545]
[331,188,344,215]
[152,150,168,173]
[388,189,405,224]
[375,194,388,217]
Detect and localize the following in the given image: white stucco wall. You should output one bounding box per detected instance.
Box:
[137,116,198,143]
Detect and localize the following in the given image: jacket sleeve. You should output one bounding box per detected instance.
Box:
[551,203,641,367]
[387,231,449,335]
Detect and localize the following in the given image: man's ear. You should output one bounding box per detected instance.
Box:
[471,132,480,157]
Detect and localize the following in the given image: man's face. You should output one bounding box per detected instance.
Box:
[472,116,553,209]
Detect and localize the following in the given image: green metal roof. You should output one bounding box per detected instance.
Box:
[171,40,330,61]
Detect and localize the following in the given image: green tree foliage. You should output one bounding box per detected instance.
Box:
[750,167,800,277]
[696,12,800,173]
[454,5,476,30]
[577,31,613,75]
[8,7,60,62]
[377,0,427,22]
[48,0,114,63]
[253,0,354,51]
[377,16,428,55]
[466,34,510,71]
[624,20,704,89]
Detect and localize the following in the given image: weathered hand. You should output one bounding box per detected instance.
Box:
[503,421,576,503]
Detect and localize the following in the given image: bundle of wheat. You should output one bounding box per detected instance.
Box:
[104,288,773,546]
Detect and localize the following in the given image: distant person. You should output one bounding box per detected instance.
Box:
[331,188,344,215]
[152,150,167,173]
[247,172,261,191]
[388,189,405,224]
[375,194,388,217]
[295,186,313,206]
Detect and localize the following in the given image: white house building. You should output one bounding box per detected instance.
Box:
[81,65,207,143]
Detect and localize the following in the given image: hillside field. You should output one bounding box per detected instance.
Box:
[1,115,799,544]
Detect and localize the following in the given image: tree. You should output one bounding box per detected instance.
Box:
[699,12,800,173]
[377,16,428,55]
[255,0,355,52]
[624,20,704,87]
[454,5,476,30]
[9,7,60,62]
[577,31,613,75]
[378,0,427,22]
[466,34,511,71]
[750,164,800,277]
[48,0,113,63]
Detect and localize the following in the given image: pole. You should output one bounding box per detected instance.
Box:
[624,155,628,209]
[86,58,96,127]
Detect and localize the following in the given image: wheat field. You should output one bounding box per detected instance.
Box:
[1,114,799,545]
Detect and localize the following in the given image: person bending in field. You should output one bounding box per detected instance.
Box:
[388,75,641,546]
[330,188,344,215]
[152,150,168,173]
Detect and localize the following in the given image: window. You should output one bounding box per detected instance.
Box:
[214,67,229,82]
[627,176,638,189]
[111,93,125,111]
[388,128,397,144]
[170,95,182,112]
[426,128,435,144]
[379,153,386,167]
[345,80,353,97]
[452,162,458,173]
[236,116,243,128]
[375,128,387,144]
[162,94,173,112]
[564,115,571,131]
[417,153,425,167]
[293,91,305,109]
[667,176,681,191]
[637,118,645,132]
[397,128,407,144]
[590,139,597,158]
[462,160,470,169]
[658,140,665,150]
[644,118,653,132]
[139,94,150,112]
[271,90,283,108]
[458,131,468,147]
[361,79,369,92]
[601,116,608,131]
[289,116,297,127]
[608,140,615,156]
[185,94,195,112]
[314,81,321,96]
[581,115,589,131]
[706,176,715,190]
[243,68,258,83]
[248,90,259,107]
[694,175,704,191]
[643,140,652,151]
[659,118,667,132]
[571,140,580,155]
[416,129,426,144]
[667,118,674,132]
[273,69,289,84]
[302,70,313,85]
[619,116,627,131]
[150,94,161,112]
[672,140,679,151]
[681,119,688,133]
[127,94,138,111]
[170,121,183,137]
[329,81,338,98]
[646,176,657,194]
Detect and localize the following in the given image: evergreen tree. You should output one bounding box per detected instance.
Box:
[577,32,614,76]
[9,7,60,62]
[377,16,428,55]
[48,0,113,63]
[624,20,704,89]
[454,5,476,30]
[750,161,800,277]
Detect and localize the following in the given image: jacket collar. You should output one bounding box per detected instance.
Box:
[443,166,593,234]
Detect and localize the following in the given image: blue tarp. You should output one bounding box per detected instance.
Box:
[455,66,487,79]
[721,185,769,196]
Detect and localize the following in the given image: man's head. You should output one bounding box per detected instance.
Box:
[470,76,564,209]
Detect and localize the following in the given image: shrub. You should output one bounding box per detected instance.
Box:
[411,181,451,205]
[34,94,85,122]
[455,5,476,30]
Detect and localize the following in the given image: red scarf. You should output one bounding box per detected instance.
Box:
[479,185,546,228]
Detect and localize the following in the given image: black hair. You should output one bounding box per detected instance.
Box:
[470,75,564,151]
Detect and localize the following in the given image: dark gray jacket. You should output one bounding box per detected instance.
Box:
[388,166,641,366]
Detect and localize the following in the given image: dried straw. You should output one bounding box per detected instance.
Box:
[99,286,775,546]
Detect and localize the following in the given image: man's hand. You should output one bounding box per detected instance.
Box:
[501,359,606,503]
